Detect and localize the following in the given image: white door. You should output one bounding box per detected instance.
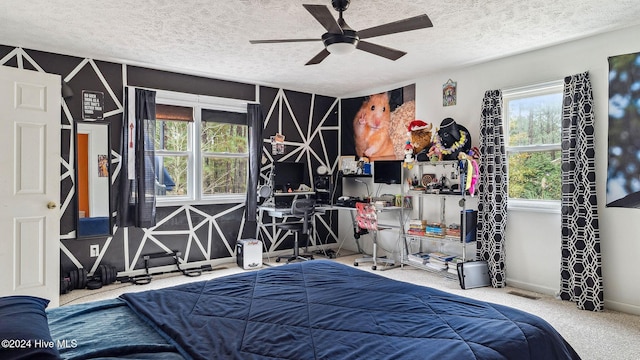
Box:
[0,66,61,307]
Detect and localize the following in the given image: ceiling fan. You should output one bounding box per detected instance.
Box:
[249,0,433,65]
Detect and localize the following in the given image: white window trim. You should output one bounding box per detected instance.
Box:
[508,199,561,213]
[154,89,250,206]
[503,79,564,213]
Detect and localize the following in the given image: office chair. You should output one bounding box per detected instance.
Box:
[275,198,316,263]
[353,202,396,270]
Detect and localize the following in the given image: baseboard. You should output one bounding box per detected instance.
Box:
[604,299,640,316]
[505,278,558,297]
[507,278,640,316]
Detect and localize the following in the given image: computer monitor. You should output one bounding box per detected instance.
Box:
[273,161,306,192]
[373,160,403,184]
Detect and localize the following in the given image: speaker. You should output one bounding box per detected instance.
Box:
[258,185,272,198]
[315,190,331,205]
[460,210,478,243]
[314,175,330,191]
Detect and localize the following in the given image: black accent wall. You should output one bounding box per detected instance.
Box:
[0,44,340,279]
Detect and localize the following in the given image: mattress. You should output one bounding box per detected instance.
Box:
[2,259,579,359]
[118,260,580,360]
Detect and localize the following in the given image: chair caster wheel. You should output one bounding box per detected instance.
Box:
[354,262,358,266]
[371,265,377,271]
[276,258,281,263]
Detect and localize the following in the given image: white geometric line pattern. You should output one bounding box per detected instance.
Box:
[125,203,247,273]
[259,89,339,253]
[2,45,339,277]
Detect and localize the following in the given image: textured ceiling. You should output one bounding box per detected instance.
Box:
[1,0,639,97]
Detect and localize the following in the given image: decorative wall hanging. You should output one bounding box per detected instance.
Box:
[443,79,457,107]
[606,51,640,208]
[270,133,285,155]
[82,90,104,120]
[341,84,416,161]
[98,155,108,177]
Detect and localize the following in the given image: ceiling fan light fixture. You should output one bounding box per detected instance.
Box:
[250,2,433,65]
[326,41,356,54]
[322,31,359,55]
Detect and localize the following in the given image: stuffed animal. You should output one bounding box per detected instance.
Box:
[403,141,415,169]
[407,120,433,155]
[426,144,442,162]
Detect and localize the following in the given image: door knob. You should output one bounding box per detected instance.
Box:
[47,201,57,209]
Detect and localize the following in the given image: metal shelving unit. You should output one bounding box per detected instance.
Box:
[401,160,477,278]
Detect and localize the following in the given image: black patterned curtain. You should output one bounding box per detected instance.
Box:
[559,72,603,311]
[118,88,157,228]
[245,103,264,227]
[477,89,508,288]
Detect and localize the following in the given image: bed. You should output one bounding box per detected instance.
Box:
[1,260,580,360]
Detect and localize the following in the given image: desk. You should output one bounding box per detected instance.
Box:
[258,195,334,259]
[317,204,405,270]
[259,202,406,268]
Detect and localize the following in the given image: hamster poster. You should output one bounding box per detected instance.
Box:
[341,84,416,161]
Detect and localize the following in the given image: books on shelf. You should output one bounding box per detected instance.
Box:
[447,256,464,275]
[425,222,445,237]
[446,223,461,238]
[425,252,456,271]
[408,219,427,236]
[425,263,447,271]
[403,251,459,271]
[408,252,430,265]
[428,252,455,262]
[407,229,426,236]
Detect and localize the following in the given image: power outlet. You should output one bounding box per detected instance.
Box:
[90,244,99,258]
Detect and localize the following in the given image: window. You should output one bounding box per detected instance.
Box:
[201,109,248,195]
[154,92,249,204]
[503,81,563,207]
[155,104,192,198]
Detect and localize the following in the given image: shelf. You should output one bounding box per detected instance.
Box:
[402,158,478,279]
[400,259,459,279]
[413,160,460,167]
[407,190,471,197]
[405,233,475,244]
[273,191,315,196]
[342,173,371,178]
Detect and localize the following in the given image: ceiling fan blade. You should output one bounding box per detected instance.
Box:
[303,4,342,34]
[305,48,331,65]
[356,41,406,61]
[357,14,433,39]
[250,38,320,44]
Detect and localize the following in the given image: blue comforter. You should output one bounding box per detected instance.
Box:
[120,260,580,360]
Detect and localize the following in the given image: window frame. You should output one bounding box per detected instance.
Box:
[502,80,564,213]
[154,89,250,206]
[200,110,250,198]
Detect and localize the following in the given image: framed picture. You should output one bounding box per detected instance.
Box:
[98,154,108,177]
[339,155,358,174]
[443,79,457,107]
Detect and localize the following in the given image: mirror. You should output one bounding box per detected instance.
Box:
[75,120,112,238]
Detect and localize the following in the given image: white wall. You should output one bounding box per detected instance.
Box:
[411,24,640,315]
[338,24,640,315]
